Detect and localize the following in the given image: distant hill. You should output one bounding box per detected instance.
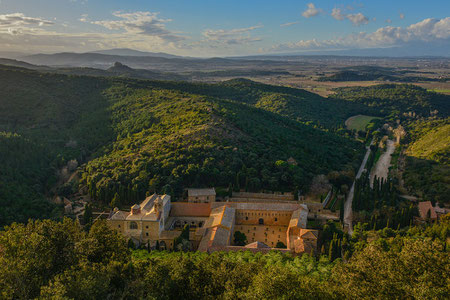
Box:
[317,67,446,83]
[0,58,49,70]
[88,48,181,58]
[52,62,187,81]
[20,52,289,71]
[330,84,450,120]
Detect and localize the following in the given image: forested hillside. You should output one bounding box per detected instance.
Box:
[330,84,450,120]
[0,66,364,225]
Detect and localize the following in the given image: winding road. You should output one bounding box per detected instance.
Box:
[344,142,372,236]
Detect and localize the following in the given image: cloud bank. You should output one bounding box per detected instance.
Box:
[271,17,450,52]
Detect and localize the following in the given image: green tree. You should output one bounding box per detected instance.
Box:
[110,192,121,209]
[275,241,287,248]
[233,231,247,246]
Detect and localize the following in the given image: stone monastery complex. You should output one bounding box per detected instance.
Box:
[107,188,328,254]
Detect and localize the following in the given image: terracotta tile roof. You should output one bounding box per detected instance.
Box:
[212,202,302,211]
[299,229,319,239]
[170,202,212,217]
[418,201,437,220]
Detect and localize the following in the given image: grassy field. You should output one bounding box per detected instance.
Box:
[345,115,381,131]
[406,123,450,162]
[427,89,450,95]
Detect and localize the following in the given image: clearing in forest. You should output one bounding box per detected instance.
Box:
[345,115,381,131]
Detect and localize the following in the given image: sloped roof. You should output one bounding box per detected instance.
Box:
[288,206,308,229]
[245,241,271,249]
[212,202,301,211]
[170,202,211,217]
[109,210,130,220]
[188,188,216,197]
[203,206,235,230]
[299,229,319,239]
[140,194,158,211]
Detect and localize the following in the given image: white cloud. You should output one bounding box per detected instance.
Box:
[271,17,450,52]
[202,25,262,45]
[302,3,321,18]
[89,11,184,42]
[347,13,369,26]
[331,8,369,26]
[280,21,299,27]
[0,13,53,28]
[331,8,345,21]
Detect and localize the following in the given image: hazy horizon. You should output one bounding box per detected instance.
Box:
[0,0,449,58]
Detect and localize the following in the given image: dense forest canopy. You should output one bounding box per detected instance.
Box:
[330,84,450,120]
[1,65,449,224]
[0,218,448,299]
[0,65,365,225]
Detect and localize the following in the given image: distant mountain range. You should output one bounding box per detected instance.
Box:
[88,48,182,59]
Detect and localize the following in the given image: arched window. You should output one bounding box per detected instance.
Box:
[259,218,264,225]
[129,221,138,229]
[159,241,167,250]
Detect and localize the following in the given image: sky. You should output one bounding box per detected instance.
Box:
[0,0,449,57]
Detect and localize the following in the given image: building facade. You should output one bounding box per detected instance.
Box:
[108,192,318,254]
[187,188,216,203]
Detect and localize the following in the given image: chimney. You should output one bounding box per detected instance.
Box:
[131,204,141,215]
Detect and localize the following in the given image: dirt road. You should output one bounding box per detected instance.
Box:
[370,139,395,187]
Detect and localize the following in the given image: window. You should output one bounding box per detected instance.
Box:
[259,218,264,225]
[146,226,149,229]
[275,218,278,222]
[146,233,149,236]
[245,216,248,220]
[160,241,167,250]
[129,222,138,230]
[118,225,121,228]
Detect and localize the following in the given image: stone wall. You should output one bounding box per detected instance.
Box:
[235,209,292,226]
[233,224,288,247]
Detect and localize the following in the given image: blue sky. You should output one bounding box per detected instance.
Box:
[0,0,449,56]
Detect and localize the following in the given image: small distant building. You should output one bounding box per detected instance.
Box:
[418,201,437,221]
[187,188,216,203]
